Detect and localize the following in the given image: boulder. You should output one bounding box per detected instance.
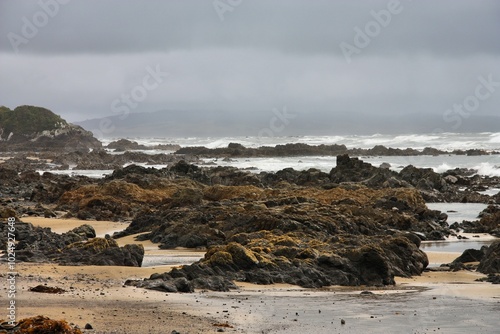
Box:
[478,240,500,274]
[452,248,485,264]
[58,237,145,267]
[70,224,96,238]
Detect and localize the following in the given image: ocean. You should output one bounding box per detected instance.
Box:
[44,132,500,178]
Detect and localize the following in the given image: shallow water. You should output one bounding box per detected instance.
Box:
[421,239,494,253]
[425,202,487,224]
[478,188,500,196]
[422,203,495,254]
[142,253,204,267]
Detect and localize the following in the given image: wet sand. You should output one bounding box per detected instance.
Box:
[6,217,500,333]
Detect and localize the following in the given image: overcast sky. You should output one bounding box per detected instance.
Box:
[0,0,499,134]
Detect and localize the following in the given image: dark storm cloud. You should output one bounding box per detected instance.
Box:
[0,0,499,133]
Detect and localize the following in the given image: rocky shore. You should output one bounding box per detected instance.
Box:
[2,154,499,293]
[1,148,499,332]
[1,107,499,331]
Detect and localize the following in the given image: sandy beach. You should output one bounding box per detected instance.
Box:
[4,217,500,333]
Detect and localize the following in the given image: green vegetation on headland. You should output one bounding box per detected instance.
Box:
[0,105,67,136]
[0,104,102,152]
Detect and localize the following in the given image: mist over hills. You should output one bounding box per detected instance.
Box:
[75,109,500,139]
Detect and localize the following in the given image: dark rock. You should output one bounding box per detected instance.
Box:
[464,205,500,235]
[380,162,391,169]
[399,165,449,192]
[452,248,485,264]
[330,154,396,186]
[175,143,449,158]
[57,238,145,267]
[478,240,500,274]
[0,221,144,267]
[476,273,500,284]
[107,139,148,151]
[70,224,96,238]
[106,139,180,153]
[29,285,66,294]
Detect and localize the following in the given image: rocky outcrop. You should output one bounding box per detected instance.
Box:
[461,205,500,236]
[0,221,143,266]
[127,232,427,291]
[107,139,180,152]
[0,105,101,152]
[329,154,402,188]
[399,165,449,193]
[173,142,499,159]
[478,240,500,274]
[174,143,449,158]
[57,173,204,221]
[0,221,90,262]
[452,248,485,264]
[122,181,433,290]
[57,237,144,267]
[107,139,150,151]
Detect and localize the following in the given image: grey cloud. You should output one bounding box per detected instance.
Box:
[1,0,499,57]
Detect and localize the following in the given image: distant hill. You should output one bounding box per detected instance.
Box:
[75,109,500,138]
[0,105,101,151]
[76,109,273,138]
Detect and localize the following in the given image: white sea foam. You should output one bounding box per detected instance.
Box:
[112,132,500,152]
[40,133,500,178]
[433,163,454,173]
[475,162,500,177]
[488,132,500,143]
[37,169,112,178]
